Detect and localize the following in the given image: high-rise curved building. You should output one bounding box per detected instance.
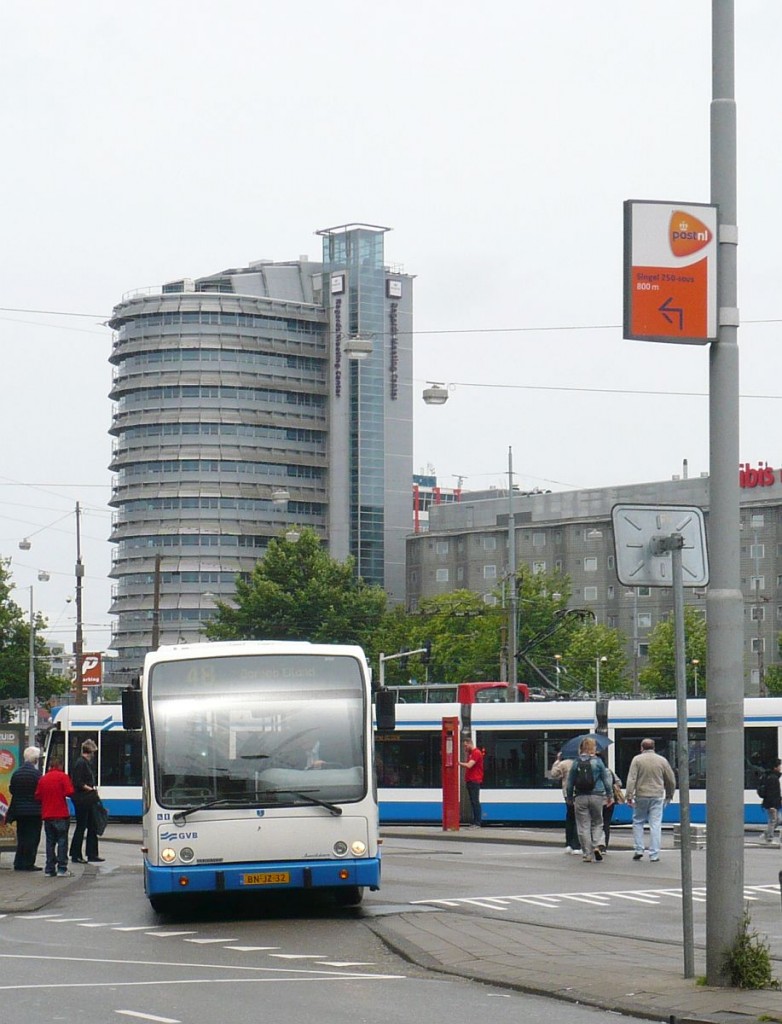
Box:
[107,224,412,683]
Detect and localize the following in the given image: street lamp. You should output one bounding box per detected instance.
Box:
[24,576,49,746]
[595,655,607,701]
[554,653,562,690]
[691,658,700,697]
[422,382,449,406]
[342,335,373,360]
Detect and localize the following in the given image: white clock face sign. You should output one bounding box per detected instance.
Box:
[612,504,709,588]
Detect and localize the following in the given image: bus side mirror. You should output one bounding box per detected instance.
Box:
[122,688,143,731]
[375,689,396,733]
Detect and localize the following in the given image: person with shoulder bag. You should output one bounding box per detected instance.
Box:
[760,758,782,844]
[69,740,104,864]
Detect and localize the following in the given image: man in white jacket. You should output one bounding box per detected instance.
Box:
[624,738,676,863]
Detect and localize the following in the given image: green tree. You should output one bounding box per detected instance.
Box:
[0,558,68,711]
[558,622,629,694]
[205,529,387,646]
[638,606,707,696]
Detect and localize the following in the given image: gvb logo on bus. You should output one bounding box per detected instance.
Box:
[160,831,199,842]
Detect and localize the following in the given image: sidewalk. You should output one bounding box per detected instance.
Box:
[1,824,780,1024]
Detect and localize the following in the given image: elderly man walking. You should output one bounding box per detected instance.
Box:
[625,738,676,863]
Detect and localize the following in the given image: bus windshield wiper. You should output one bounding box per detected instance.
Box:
[268,788,343,816]
[172,798,253,825]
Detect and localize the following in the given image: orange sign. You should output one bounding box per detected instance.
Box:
[624,201,718,344]
[81,653,102,686]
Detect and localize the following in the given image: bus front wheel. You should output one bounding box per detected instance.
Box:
[334,885,363,907]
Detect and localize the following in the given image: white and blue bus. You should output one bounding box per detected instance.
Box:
[121,640,386,913]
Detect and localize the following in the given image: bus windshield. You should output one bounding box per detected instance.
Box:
[148,653,366,810]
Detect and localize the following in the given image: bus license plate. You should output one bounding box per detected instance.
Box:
[243,872,290,886]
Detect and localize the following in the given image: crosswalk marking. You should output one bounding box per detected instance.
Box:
[412,881,781,913]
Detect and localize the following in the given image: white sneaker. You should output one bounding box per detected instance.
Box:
[570,849,582,856]
[564,846,573,854]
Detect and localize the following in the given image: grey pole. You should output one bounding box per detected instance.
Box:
[508,447,518,699]
[707,0,744,984]
[27,586,35,747]
[671,537,695,978]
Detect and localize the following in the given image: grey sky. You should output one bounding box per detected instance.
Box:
[1,1,779,654]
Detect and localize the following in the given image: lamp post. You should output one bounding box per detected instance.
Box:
[595,655,607,701]
[692,658,700,698]
[554,653,562,690]
[25,573,50,746]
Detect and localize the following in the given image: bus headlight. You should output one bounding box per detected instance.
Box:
[350,840,367,856]
[161,847,177,863]
[179,847,195,863]
[332,841,348,856]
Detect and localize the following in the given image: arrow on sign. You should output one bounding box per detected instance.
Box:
[659,296,684,330]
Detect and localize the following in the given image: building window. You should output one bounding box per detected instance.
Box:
[751,605,766,622]
[638,586,651,597]
[482,536,496,551]
[483,593,497,607]
[638,643,649,657]
[584,586,598,601]
[436,540,449,556]
[584,557,598,572]
[607,615,617,627]
[532,560,546,574]
[457,566,464,581]
[607,554,615,569]
[751,514,765,528]
[555,559,563,572]
[532,532,546,548]
[750,543,765,560]
[751,637,766,653]
[483,564,497,579]
[750,576,765,591]
[435,568,449,583]
[637,612,652,629]
[607,585,614,599]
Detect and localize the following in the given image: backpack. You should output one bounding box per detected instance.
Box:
[756,774,768,801]
[573,757,596,794]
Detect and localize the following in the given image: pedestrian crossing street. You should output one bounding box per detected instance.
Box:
[411,883,781,912]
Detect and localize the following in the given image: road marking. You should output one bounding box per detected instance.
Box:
[316,961,375,967]
[47,918,93,923]
[612,893,660,905]
[113,926,164,932]
[269,953,328,959]
[144,931,198,938]
[78,922,124,928]
[184,938,240,945]
[559,894,611,905]
[116,1012,181,1023]
[17,913,63,919]
[224,946,280,952]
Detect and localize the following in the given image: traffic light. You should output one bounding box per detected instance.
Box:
[422,640,432,665]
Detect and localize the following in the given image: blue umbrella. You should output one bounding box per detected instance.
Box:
[559,733,612,760]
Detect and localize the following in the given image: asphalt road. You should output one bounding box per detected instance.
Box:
[0,837,670,1024]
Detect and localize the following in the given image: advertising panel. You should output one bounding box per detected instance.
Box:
[624,200,718,344]
[0,724,24,850]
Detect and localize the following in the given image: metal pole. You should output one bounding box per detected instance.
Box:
[595,657,600,702]
[508,447,518,699]
[27,586,35,747]
[74,501,85,705]
[707,0,744,985]
[672,538,695,979]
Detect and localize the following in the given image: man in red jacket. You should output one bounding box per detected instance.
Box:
[459,738,485,828]
[35,756,75,877]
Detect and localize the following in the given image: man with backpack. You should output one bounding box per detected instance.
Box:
[758,758,782,844]
[566,736,614,863]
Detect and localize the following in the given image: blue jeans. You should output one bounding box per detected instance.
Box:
[44,818,70,875]
[466,781,482,825]
[632,796,665,857]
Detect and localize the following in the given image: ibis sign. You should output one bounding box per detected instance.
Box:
[624,200,718,344]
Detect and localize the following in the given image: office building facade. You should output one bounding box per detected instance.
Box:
[407,466,782,694]
[108,225,412,682]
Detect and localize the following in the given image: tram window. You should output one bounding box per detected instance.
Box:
[745,727,778,789]
[375,732,440,787]
[100,731,143,787]
[67,731,99,779]
[479,731,581,789]
[46,730,65,770]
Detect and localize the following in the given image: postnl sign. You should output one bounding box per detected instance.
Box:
[624,200,718,344]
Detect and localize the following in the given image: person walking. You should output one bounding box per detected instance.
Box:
[549,751,579,854]
[759,758,782,844]
[35,755,75,877]
[459,737,484,828]
[9,746,43,871]
[69,739,104,864]
[602,765,623,850]
[566,737,613,863]
[624,737,677,863]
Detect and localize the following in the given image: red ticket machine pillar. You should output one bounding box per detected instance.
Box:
[441,716,460,831]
